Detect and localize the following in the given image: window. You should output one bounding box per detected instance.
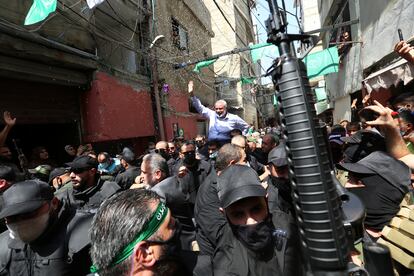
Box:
[171,18,189,52]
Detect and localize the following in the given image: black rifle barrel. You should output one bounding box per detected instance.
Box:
[266,0,349,274]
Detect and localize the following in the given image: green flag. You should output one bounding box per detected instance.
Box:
[193,59,217,73]
[314,87,327,102]
[25,0,57,25]
[250,42,279,63]
[303,47,339,79]
[241,77,255,85]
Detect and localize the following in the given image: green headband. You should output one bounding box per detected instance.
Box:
[90,201,169,273]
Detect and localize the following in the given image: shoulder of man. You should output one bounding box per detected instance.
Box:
[199,159,212,173]
[99,180,122,198]
[66,209,94,255]
[0,231,11,273]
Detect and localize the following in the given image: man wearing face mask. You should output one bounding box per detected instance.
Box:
[188,81,249,144]
[214,165,301,276]
[173,142,212,193]
[90,189,191,276]
[154,141,176,176]
[0,180,93,275]
[58,155,121,212]
[267,145,294,214]
[115,147,141,190]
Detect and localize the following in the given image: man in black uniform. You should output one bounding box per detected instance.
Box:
[0,180,93,275]
[115,147,140,190]
[213,165,301,276]
[173,142,212,193]
[57,155,121,212]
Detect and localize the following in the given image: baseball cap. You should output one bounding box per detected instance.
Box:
[0,180,54,219]
[217,165,266,208]
[120,147,135,163]
[65,155,98,170]
[268,144,287,167]
[48,167,69,184]
[336,151,410,194]
[28,165,52,176]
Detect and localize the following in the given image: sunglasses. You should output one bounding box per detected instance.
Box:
[70,167,90,174]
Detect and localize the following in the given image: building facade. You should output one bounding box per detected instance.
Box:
[204,0,259,128]
[317,0,414,123]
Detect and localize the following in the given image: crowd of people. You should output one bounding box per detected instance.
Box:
[0,40,413,276]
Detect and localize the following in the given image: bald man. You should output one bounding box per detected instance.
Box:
[189,81,249,143]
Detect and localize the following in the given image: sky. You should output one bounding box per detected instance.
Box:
[252,0,300,84]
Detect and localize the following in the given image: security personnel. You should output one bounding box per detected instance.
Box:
[0,180,93,275]
[57,155,121,213]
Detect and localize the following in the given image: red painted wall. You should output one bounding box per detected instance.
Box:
[81,72,155,142]
[164,115,199,141]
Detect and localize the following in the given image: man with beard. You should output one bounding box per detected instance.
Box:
[90,189,190,276]
[0,180,93,275]
[188,81,249,143]
[214,165,295,276]
[155,141,176,176]
[173,142,212,193]
[57,155,121,212]
[231,135,269,180]
[115,148,141,190]
[267,145,294,214]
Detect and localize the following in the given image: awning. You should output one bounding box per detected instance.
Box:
[363,58,414,93]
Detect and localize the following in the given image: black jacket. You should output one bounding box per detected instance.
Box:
[0,201,93,276]
[152,174,197,251]
[56,177,121,213]
[172,159,212,194]
[115,165,140,190]
[212,210,302,276]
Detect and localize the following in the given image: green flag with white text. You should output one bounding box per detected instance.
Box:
[193,59,217,73]
[303,47,339,79]
[25,0,57,25]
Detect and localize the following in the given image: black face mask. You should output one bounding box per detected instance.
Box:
[183,151,196,166]
[230,215,275,254]
[271,176,292,202]
[195,141,204,148]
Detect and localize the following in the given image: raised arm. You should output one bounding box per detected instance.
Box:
[365,101,414,168]
[394,41,414,64]
[188,81,214,118]
[235,116,250,135]
[0,111,16,146]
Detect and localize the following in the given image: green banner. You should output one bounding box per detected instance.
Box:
[250,42,279,63]
[193,59,217,73]
[241,76,255,85]
[25,0,57,25]
[303,47,339,79]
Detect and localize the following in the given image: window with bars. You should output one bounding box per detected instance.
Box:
[171,17,189,52]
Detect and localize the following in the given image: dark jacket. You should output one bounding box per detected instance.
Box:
[56,177,121,213]
[115,165,140,190]
[0,201,93,276]
[152,173,197,251]
[247,154,265,174]
[172,159,212,194]
[212,210,302,276]
[194,171,226,256]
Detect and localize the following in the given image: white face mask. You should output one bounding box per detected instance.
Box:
[7,211,50,243]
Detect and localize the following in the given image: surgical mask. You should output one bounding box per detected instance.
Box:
[209,151,218,160]
[230,215,275,254]
[7,211,50,243]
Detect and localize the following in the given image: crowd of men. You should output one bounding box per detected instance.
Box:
[0,40,414,276]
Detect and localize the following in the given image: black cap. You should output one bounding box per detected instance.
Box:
[336,151,411,193]
[65,155,98,170]
[0,180,54,219]
[120,147,135,163]
[340,129,385,145]
[217,165,266,208]
[268,145,287,167]
[48,167,69,184]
